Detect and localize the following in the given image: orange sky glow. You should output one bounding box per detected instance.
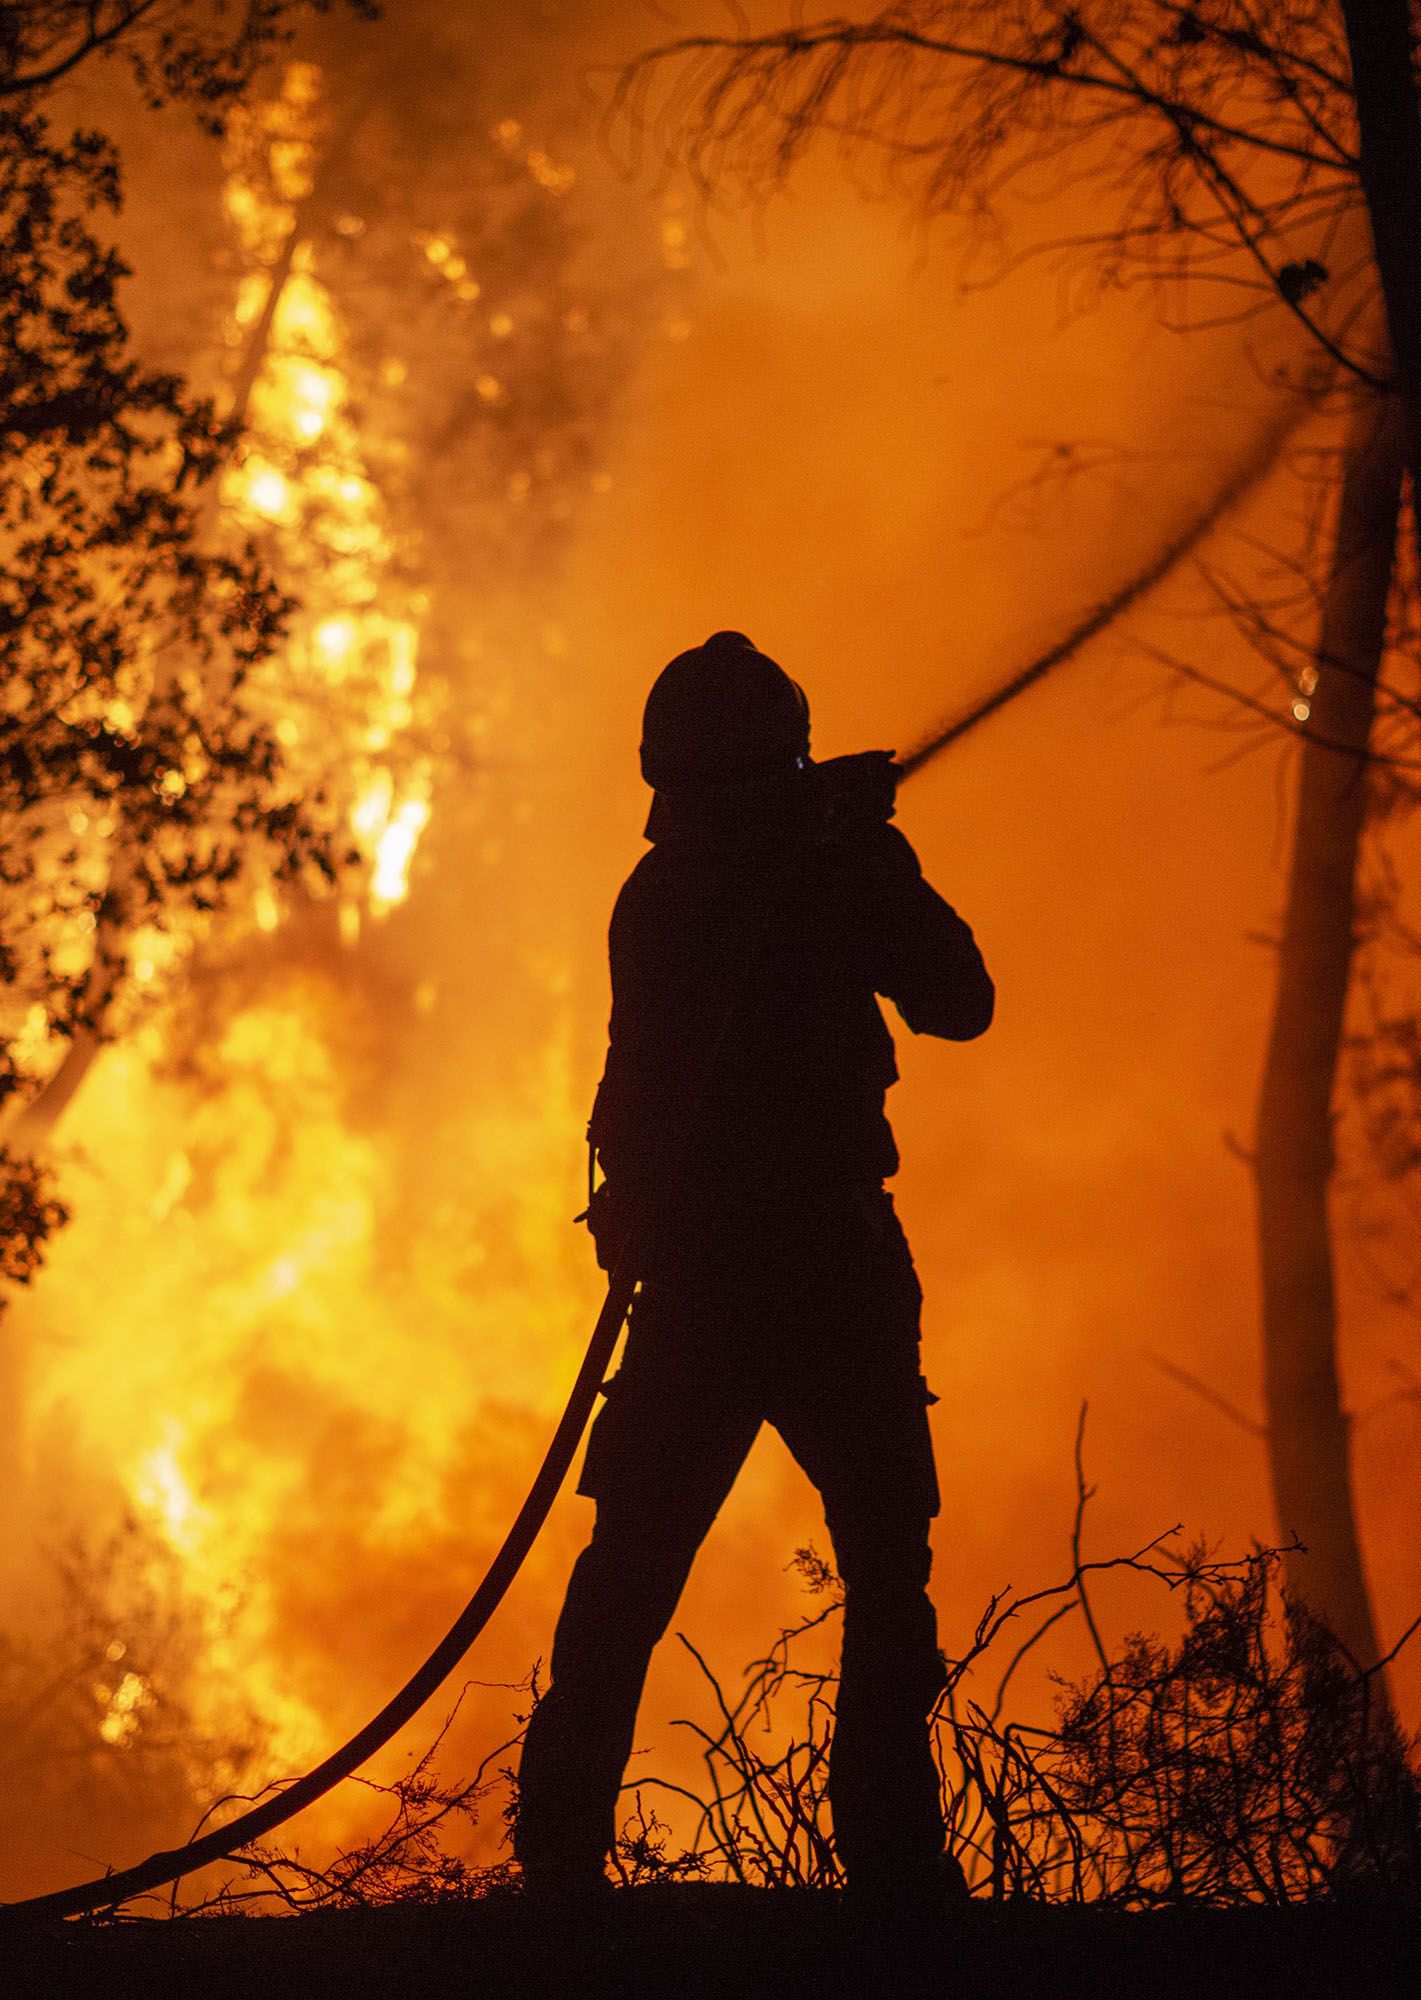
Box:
[2,0,1419,1905]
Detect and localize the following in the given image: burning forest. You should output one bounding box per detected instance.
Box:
[2,0,1421,1975]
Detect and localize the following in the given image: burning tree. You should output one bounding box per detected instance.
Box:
[1,0,648,1204]
[615,0,1421,1680]
[0,0,422,1872]
[0,8,380,1292]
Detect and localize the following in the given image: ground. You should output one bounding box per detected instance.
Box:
[5,1886,1420,1999]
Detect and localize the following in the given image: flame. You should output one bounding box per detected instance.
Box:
[371,797,432,912]
[25,979,596,1796]
[9,17,604,1798]
[2,62,487,1831]
[217,65,432,922]
[135,1436,200,1551]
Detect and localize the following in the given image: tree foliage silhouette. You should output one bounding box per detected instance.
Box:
[0,0,371,126]
[0,7,372,1293]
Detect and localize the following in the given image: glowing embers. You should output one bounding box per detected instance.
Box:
[526,149,574,196]
[11,1001,54,1075]
[415,229,482,303]
[242,463,292,520]
[314,615,357,670]
[490,114,575,195]
[288,362,339,442]
[661,215,691,272]
[97,1668,155,1748]
[351,768,432,914]
[1292,663,1319,724]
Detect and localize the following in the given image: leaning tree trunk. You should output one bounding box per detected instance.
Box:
[1253,392,1405,1671]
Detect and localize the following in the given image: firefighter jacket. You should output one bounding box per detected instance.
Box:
[587,801,993,1252]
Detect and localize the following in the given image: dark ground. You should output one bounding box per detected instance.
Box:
[4,1887,1420,1999]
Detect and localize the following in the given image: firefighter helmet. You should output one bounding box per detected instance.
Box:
[639,631,810,792]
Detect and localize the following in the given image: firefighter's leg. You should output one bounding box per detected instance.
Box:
[515,1300,758,1886]
[828,1451,946,1888]
[769,1209,947,1890]
[780,1374,945,1887]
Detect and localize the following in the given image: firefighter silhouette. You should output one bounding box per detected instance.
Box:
[515,632,994,1903]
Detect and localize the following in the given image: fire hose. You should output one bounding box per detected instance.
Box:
[0,413,1292,1925]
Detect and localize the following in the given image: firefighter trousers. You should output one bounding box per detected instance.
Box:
[515,1191,946,1887]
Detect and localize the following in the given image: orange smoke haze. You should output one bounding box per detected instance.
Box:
[3,0,1418,1901]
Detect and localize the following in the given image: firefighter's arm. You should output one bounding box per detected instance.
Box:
[855,823,995,1040]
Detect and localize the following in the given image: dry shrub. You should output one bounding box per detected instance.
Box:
[70,1503,1420,1915]
[640,1535,1421,1906]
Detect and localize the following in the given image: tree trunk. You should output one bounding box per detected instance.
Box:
[6,863,135,1151]
[1253,393,1404,1670]
[1340,0,1421,484]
